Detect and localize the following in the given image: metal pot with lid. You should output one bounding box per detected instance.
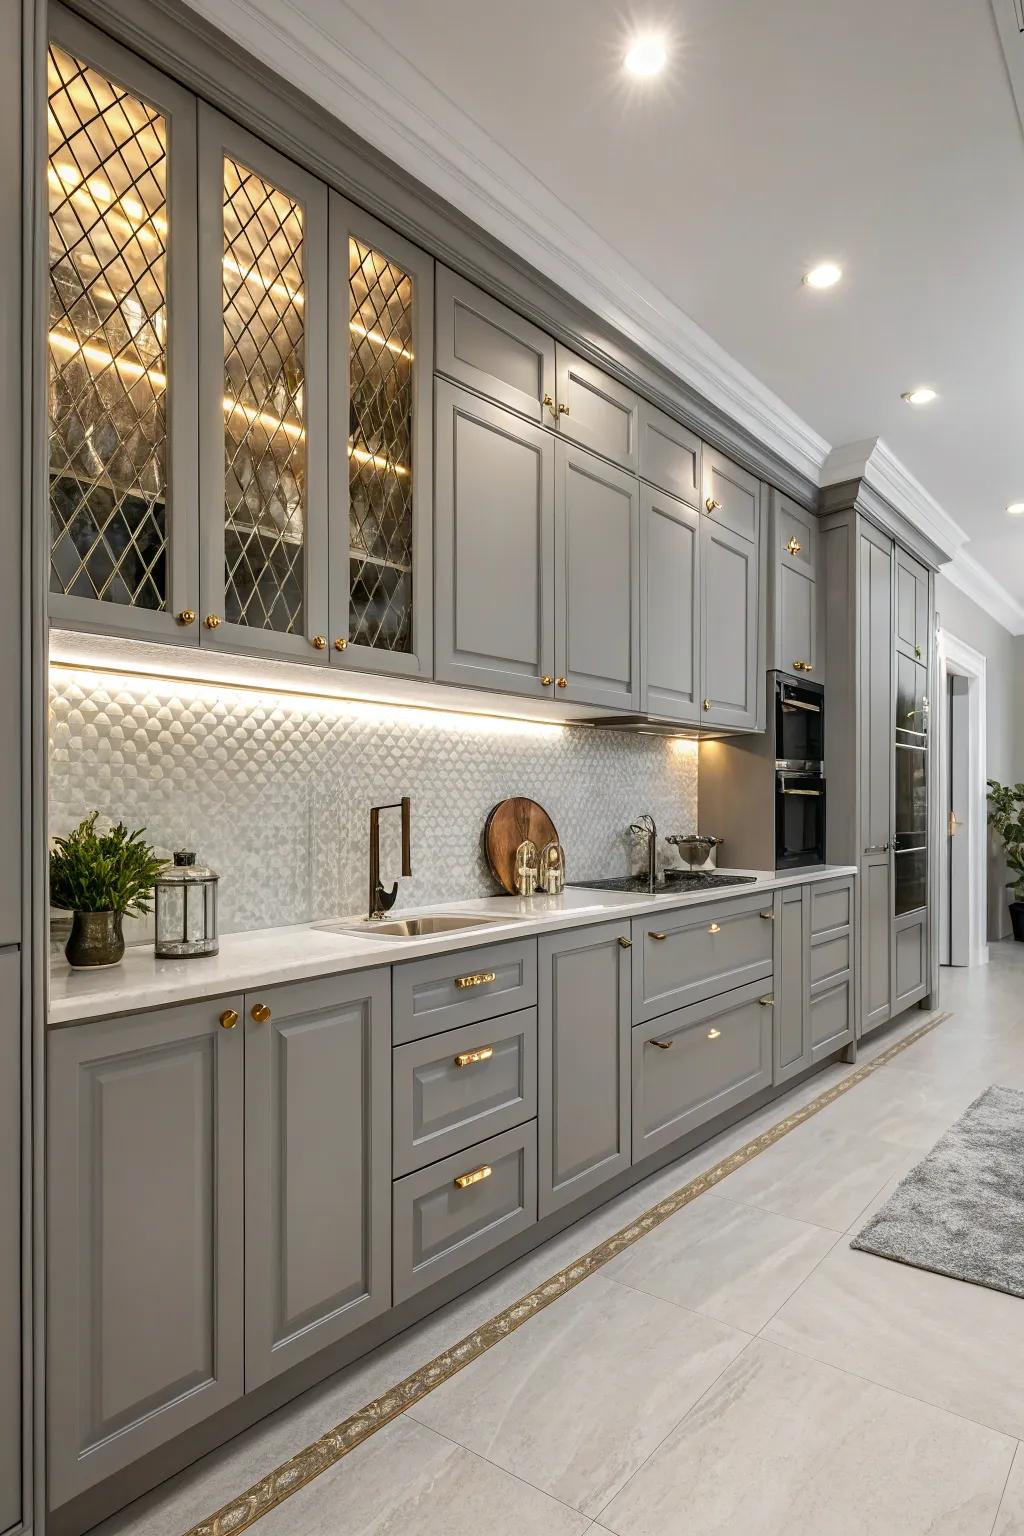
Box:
[666,833,723,871]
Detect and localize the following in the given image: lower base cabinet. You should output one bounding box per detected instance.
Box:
[47,997,245,1507]
[773,877,854,1083]
[1,949,20,1536]
[538,922,631,1218]
[892,909,928,1013]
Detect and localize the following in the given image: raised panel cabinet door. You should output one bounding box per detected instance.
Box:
[0,950,20,1536]
[198,104,330,662]
[891,909,928,1014]
[771,491,817,676]
[637,400,701,506]
[894,547,930,661]
[640,485,700,722]
[47,996,244,1506]
[773,888,810,1084]
[328,193,433,677]
[554,441,640,710]
[859,529,894,857]
[538,922,631,1218]
[434,381,556,697]
[701,448,759,543]
[46,8,200,645]
[244,969,391,1389]
[862,854,892,1036]
[700,518,759,728]
[435,266,556,423]
[554,345,639,472]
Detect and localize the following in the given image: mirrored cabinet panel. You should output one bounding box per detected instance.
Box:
[46,12,198,640]
[329,196,432,677]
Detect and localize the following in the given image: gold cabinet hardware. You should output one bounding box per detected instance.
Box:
[618,936,632,948]
[706,1027,721,1039]
[204,614,222,630]
[311,635,327,650]
[759,996,775,1007]
[649,931,667,941]
[792,659,813,672]
[454,1163,492,1189]
[540,674,554,687]
[558,401,570,415]
[649,1037,673,1050]
[454,1045,494,1068]
[250,1002,271,1023]
[176,609,196,626]
[703,698,712,711]
[218,1009,239,1029]
[785,536,802,556]
[914,644,922,658]
[705,496,722,514]
[542,392,558,420]
[335,637,349,651]
[556,676,568,688]
[707,921,721,934]
[948,809,959,838]
[760,909,774,921]
[454,970,497,990]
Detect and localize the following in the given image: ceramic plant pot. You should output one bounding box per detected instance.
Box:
[65,910,125,969]
[1009,901,1024,943]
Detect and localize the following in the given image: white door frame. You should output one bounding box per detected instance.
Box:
[935,629,988,967]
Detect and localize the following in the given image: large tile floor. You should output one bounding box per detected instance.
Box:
[97,943,1024,1536]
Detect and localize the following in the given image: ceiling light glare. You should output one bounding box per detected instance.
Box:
[803,262,842,289]
[901,387,937,406]
[1007,502,1024,515]
[624,34,668,78]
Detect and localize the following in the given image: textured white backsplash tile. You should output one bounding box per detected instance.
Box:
[49,673,698,937]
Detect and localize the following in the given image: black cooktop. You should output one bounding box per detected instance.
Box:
[569,871,758,895]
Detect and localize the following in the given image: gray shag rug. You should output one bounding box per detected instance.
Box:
[851,1084,1024,1298]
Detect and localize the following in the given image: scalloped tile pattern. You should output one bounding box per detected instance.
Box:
[49,674,698,937]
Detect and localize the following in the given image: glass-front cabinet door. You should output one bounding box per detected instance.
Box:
[46,10,199,641]
[197,105,328,661]
[328,195,433,677]
[894,653,929,916]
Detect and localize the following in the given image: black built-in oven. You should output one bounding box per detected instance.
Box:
[773,672,825,868]
[775,673,824,766]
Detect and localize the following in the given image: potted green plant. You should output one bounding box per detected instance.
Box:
[50,812,166,968]
[986,780,1024,942]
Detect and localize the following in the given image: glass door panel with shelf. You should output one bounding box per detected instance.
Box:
[328,196,432,677]
[46,9,199,641]
[894,654,928,916]
[198,106,328,660]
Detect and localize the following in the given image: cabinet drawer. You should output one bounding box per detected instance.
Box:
[638,400,701,506]
[632,894,775,1023]
[810,878,853,935]
[810,978,853,1060]
[392,1122,537,1303]
[393,1008,537,1176]
[393,938,537,1044]
[632,979,773,1161]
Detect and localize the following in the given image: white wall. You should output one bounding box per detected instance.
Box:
[934,573,1023,941]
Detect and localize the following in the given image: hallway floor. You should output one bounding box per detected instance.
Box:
[101,943,1024,1536]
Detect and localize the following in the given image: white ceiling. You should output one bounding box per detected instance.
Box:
[188,0,1024,619]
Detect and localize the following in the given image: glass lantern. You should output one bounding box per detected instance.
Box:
[154,851,219,958]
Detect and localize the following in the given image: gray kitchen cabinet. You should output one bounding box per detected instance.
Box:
[808,876,854,1060]
[393,1122,537,1304]
[47,996,245,1506]
[554,441,640,710]
[773,887,809,1084]
[632,893,775,1023]
[632,978,774,1162]
[435,265,556,424]
[0,951,19,1536]
[434,380,556,698]
[639,485,701,722]
[701,447,760,543]
[198,104,330,663]
[554,345,639,472]
[244,969,391,1390]
[894,547,930,661]
[770,490,817,677]
[862,856,893,1035]
[638,400,701,506]
[328,193,434,677]
[892,909,928,1013]
[392,937,537,1045]
[859,527,895,1034]
[538,922,631,1218]
[701,516,760,727]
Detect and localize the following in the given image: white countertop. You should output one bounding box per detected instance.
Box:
[48,865,857,1027]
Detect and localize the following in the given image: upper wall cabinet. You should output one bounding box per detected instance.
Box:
[769,490,817,677]
[46,13,200,643]
[329,196,433,677]
[638,401,701,507]
[435,265,555,425]
[555,346,639,472]
[639,484,700,722]
[894,547,929,662]
[198,106,329,662]
[700,451,762,729]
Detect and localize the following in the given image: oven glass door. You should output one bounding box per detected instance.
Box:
[776,774,825,869]
[776,681,824,764]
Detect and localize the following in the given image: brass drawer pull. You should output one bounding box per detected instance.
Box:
[759,996,775,1007]
[707,921,721,934]
[250,1002,271,1023]
[454,1164,492,1189]
[454,970,497,990]
[649,931,667,941]
[760,909,774,921]
[618,936,633,948]
[649,1037,673,1050]
[454,1045,494,1068]
[219,1009,238,1029]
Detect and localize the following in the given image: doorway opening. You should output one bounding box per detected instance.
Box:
[936,631,987,969]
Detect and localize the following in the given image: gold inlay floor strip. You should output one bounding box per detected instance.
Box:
[185,1010,952,1536]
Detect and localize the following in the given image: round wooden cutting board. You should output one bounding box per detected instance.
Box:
[484,797,560,894]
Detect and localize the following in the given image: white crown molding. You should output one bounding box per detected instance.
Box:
[820,438,969,563]
[940,548,1024,636]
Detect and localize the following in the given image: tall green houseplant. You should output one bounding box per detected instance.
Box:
[986,780,1024,941]
[50,812,166,968]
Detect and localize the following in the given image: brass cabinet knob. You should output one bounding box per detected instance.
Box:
[759,996,775,1007]
[759,909,775,921]
[556,677,568,688]
[542,392,558,420]
[218,1009,239,1029]
[705,496,722,514]
[792,659,814,672]
[334,637,349,651]
[618,936,633,949]
[914,644,922,659]
[540,674,554,687]
[707,921,721,933]
[204,614,222,630]
[176,609,196,626]
[785,536,802,556]
[558,402,570,415]
[250,1002,271,1023]
[703,698,712,711]
[311,635,327,650]
[649,1037,673,1050]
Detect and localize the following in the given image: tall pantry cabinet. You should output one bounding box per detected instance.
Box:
[820,494,937,1038]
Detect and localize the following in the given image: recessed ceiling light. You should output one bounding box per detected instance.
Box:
[1007,502,1024,515]
[901,386,937,406]
[803,262,842,289]
[624,34,668,78]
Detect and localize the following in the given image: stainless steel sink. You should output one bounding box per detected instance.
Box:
[318,912,525,940]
